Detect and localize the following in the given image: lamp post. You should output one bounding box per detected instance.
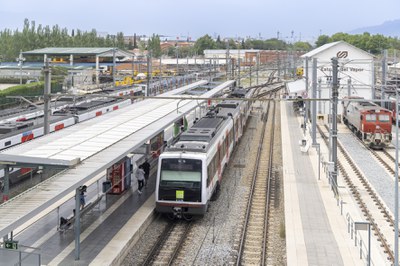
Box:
[331,57,339,195]
[176,46,179,76]
[111,35,116,86]
[16,51,26,85]
[395,89,399,266]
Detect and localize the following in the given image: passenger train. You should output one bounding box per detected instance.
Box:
[155,88,253,219]
[342,97,392,149]
[0,86,142,125]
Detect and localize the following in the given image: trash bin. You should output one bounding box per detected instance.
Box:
[102,181,111,193]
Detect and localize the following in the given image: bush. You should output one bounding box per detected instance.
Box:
[0,81,63,109]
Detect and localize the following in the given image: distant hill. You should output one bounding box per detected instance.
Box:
[349,20,400,37]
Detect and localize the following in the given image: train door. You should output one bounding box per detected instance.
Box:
[150,131,165,158]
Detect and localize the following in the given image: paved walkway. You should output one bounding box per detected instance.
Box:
[282,101,363,266]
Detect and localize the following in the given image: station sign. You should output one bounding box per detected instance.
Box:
[4,240,18,250]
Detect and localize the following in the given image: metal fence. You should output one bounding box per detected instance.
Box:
[0,248,40,266]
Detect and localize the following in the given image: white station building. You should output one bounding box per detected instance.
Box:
[288,41,375,115]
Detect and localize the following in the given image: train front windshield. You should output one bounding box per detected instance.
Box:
[159,158,202,201]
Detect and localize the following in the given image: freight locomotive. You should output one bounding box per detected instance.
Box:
[342,97,392,149]
[155,88,252,220]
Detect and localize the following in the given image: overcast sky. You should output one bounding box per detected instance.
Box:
[1,0,399,43]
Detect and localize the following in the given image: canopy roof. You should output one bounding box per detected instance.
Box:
[22,47,133,58]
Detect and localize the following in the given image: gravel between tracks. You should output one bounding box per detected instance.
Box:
[339,132,395,213]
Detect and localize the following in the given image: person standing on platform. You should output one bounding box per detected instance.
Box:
[136,165,145,194]
[141,160,150,187]
[80,185,87,210]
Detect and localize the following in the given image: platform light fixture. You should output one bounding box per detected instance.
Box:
[16,50,26,85]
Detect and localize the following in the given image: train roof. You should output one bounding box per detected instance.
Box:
[0,114,73,137]
[216,100,240,109]
[167,116,226,152]
[229,88,247,98]
[346,100,391,112]
[166,87,247,153]
[53,98,120,114]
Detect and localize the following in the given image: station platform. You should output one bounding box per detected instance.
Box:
[15,169,156,266]
[281,101,386,266]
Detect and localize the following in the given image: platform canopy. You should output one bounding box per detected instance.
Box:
[22,47,133,58]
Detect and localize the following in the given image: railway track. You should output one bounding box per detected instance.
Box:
[141,220,191,266]
[235,93,276,265]
[318,124,395,263]
[135,79,281,266]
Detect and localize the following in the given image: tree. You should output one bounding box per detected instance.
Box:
[194,34,216,55]
[147,34,161,57]
[293,41,312,51]
[315,35,330,47]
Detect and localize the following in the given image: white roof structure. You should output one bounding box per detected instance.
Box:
[0,80,234,237]
[22,47,133,58]
[299,41,375,115]
[301,41,373,59]
[286,79,306,97]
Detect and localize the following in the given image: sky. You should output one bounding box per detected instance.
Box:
[1,0,399,44]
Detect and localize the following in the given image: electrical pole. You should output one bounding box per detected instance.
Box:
[304,57,309,134]
[226,42,230,81]
[256,52,259,86]
[176,47,179,76]
[112,36,116,87]
[147,51,151,96]
[312,58,317,145]
[347,78,351,97]
[395,89,399,266]
[318,78,322,114]
[43,59,51,135]
[382,50,387,107]
[238,58,241,87]
[331,57,339,194]
[277,51,281,79]
[249,64,252,87]
[3,166,9,202]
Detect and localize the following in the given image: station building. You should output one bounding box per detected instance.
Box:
[298,41,375,115]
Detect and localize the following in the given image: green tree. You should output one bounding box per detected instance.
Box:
[293,41,312,51]
[147,34,161,57]
[315,35,330,47]
[194,34,216,55]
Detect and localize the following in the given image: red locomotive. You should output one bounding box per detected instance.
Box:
[342,97,392,149]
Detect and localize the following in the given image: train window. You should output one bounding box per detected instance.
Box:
[207,153,217,186]
[160,158,202,186]
[5,141,11,146]
[378,114,390,122]
[365,114,376,122]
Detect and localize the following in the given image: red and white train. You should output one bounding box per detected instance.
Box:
[155,88,252,219]
[0,86,142,125]
[342,97,392,149]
